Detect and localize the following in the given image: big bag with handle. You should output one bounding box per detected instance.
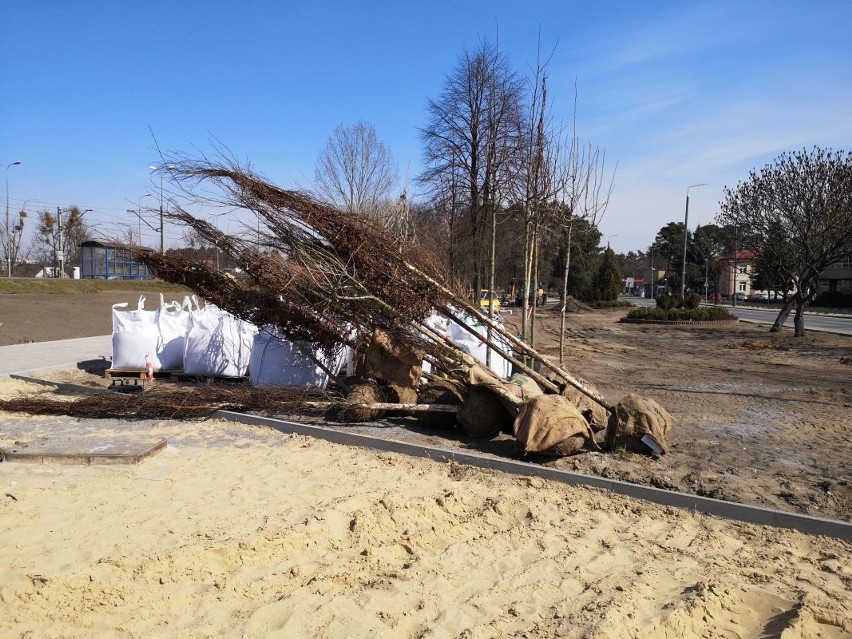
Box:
[183,301,258,377]
[111,295,161,370]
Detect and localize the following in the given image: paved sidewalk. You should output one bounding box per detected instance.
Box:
[0,335,112,378]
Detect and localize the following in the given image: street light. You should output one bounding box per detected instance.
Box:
[5,160,22,277]
[680,183,706,300]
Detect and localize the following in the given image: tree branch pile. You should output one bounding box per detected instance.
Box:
[0,385,330,420]
[67,156,668,454]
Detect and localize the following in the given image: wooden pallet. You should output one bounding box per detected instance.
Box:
[104,368,177,380]
[169,372,249,383]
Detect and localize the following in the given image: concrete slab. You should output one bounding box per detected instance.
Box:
[1,438,166,465]
[0,335,112,378]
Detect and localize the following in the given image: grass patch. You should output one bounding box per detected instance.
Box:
[0,279,191,295]
[724,340,779,351]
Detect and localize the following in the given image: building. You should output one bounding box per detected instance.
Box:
[717,249,852,300]
[818,254,852,295]
[79,241,154,280]
[717,249,758,299]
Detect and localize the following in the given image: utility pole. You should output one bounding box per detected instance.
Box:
[732,224,739,307]
[159,179,164,254]
[5,160,22,277]
[56,207,63,278]
[681,183,706,299]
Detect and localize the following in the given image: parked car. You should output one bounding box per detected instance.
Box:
[735,292,747,301]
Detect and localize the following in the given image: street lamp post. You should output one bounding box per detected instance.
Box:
[5,160,22,277]
[680,183,706,300]
[732,223,739,308]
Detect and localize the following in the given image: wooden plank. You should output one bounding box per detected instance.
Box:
[104,368,176,380]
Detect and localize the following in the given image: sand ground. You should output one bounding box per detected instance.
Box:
[0,291,851,637]
[0,383,850,638]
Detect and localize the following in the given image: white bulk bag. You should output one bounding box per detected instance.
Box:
[156,294,192,371]
[448,313,512,379]
[111,296,161,370]
[249,327,346,388]
[183,304,257,377]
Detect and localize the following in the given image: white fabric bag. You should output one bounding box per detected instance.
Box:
[156,294,191,371]
[183,303,258,377]
[249,326,347,388]
[111,296,161,370]
[447,312,512,379]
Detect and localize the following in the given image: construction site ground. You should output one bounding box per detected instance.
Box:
[2,291,850,523]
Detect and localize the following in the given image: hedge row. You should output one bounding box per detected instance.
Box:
[626,306,736,321]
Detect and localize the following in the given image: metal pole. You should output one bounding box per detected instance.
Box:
[650,248,654,299]
[732,224,738,307]
[680,183,706,300]
[159,174,164,254]
[5,161,22,277]
[57,207,63,278]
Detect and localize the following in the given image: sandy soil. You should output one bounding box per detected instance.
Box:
[1,292,851,636]
[1,291,850,522]
[517,306,852,523]
[0,384,850,638]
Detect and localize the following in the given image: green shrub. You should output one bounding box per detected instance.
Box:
[656,293,673,310]
[587,300,633,309]
[672,294,684,309]
[684,293,702,310]
[626,306,735,322]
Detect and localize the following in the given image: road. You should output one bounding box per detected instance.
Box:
[626,297,852,336]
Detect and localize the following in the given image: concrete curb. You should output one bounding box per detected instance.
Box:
[218,410,852,542]
[620,318,738,326]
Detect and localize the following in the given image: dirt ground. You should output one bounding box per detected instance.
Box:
[2,291,851,522]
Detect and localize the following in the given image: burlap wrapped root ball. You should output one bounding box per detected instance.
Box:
[513,394,599,456]
[458,387,513,438]
[416,379,465,430]
[356,329,423,388]
[340,381,385,422]
[467,365,542,417]
[560,383,609,433]
[613,393,675,454]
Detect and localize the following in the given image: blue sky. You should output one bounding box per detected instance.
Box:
[2,0,851,254]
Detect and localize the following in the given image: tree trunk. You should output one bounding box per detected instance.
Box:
[530,222,540,348]
[769,298,794,332]
[793,298,806,337]
[559,221,573,365]
[520,216,532,342]
[486,203,497,368]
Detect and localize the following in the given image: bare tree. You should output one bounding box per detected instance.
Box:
[508,50,561,347]
[34,206,92,276]
[553,82,615,363]
[718,147,852,336]
[314,121,399,219]
[420,39,522,298]
[0,206,27,275]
